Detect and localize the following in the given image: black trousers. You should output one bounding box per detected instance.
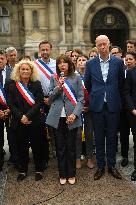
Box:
[5,119,19,162]
[120,110,130,158]
[54,118,77,179]
[127,113,136,169]
[14,124,49,173]
[0,120,4,169]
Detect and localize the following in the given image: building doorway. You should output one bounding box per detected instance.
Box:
[91,7,129,54]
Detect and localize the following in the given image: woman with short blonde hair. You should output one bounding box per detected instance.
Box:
[8,60,49,182]
[11,60,39,82]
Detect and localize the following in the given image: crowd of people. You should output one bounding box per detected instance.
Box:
[0,36,136,185]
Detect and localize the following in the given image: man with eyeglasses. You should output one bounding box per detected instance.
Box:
[111,46,122,59]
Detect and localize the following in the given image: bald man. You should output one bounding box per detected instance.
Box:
[85,35,124,180]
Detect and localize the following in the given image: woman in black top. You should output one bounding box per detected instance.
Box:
[124,51,136,181]
[9,60,48,181]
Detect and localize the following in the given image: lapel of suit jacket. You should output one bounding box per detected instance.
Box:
[5,65,12,81]
[106,56,116,82]
[94,56,104,82]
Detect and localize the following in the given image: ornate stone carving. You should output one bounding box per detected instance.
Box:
[64,0,72,32]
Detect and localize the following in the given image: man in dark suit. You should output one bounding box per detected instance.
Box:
[84,35,124,180]
[0,49,12,171]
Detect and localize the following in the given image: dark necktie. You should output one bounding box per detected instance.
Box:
[0,69,3,86]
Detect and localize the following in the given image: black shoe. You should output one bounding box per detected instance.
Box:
[17,173,27,182]
[94,168,105,180]
[108,168,122,179]
[121,158,128,167]
[131,170,136,181]
[35,173,43,181]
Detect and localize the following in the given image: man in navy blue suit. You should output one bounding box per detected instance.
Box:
[84,35,124,180]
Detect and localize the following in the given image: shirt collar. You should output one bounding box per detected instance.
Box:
[99,54,111,63]
[41,58,51,64]
[0,66,6,71]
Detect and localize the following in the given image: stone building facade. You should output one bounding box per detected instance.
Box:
[0,0,136,58]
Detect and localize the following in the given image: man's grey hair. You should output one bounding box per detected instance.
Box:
[6,47,17,54]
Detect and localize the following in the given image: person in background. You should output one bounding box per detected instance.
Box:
[124,51,136,181]
[71,49,83,69]
[123,52,136,169]
[5,47,19,166]
[88,47,98,60]
[8,60,48,181]
[85,35,124,180]
[0,49,12,171]
[65,50,72,58]
[19,55,31,61]
[46,54,84,185]
[126,40,136,52]
[76,54,94,169]
[110,46,130,163]
[111,46,123,59]
[35,40,56,160]
[6,47,17,68]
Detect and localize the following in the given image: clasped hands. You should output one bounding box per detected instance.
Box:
[0,109,10,120]
[66,113,76,125]
[21,115,32,125]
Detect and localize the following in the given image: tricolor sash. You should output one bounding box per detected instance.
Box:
[35,59,56,81]
[80,75,86,91]
[63,79,77,106]
[16,82,35,106]
[0,83,7,108]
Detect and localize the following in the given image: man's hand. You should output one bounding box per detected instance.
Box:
[0,110,5,119]
[83,106,89,113]
[21,115,32,125]
[57,77,65,89]
[132,109,136,116]
[66,114,76,125]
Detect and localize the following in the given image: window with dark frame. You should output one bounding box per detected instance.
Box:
[0,6,10,33]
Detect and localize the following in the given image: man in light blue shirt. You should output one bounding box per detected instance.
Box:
[85,35,124,180]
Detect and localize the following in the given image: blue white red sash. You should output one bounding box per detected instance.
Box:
[63,80,77,106]
[35,59,56,81]
[80,75,86,91]
[0,83,7,108]
[16,82,35,106]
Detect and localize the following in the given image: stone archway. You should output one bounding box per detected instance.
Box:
[91,7,129,52]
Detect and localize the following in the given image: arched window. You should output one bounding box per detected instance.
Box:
[32,10,39,28]
[0,6,10,33]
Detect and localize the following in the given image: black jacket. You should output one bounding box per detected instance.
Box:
[8,80,44,129]
[124,66,136,112]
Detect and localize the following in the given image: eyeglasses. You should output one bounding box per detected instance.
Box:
[111,52,120,55]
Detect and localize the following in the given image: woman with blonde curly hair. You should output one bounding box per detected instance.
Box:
[8,60,49,181]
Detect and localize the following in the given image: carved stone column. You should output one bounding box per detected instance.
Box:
[39,9,46,30]
[59,0,65,43]
[48,0,59,42]
[23,8,33,31]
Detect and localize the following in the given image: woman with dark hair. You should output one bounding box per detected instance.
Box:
[46,54,84,185]
[124,51,136,180]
